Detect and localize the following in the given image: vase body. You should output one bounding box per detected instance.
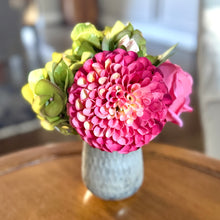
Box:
[82,142,144,200]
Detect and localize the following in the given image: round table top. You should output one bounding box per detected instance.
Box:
[0,141,220,220]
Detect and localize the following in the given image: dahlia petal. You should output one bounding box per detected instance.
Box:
[127,127,134,137]
[143,97,152,106]
[75,98,83,110]
[88,82,98,90]
[72,117,82,128]
[122,75,130,87]
[84,121,93,130]
[100,106,108,115]
[141,77,151,87]
[98,77,108,85]
[108,118,117,128]
[144,134,151,143]
[128,51,138,60]
[109,107,116,116]
[83,108,91,116]
[75,70,86,80]
[124,55,135,66]
[92,63,104,75]
[96,137,104,145]
[149,101,162,112]
[105,128,114,138]
[106,140,122,152]
[89,90,97,99]
[95,52,106,63]
[96,98,104,107]
[119,113,126,121]
[80,89,89,100]
[137,127,148,135]
[119,145,132,154]
[91,116,100,125]
[92,140,102,149]
[128,62,137,73]
[114,54,123,63]
[87,71,96,83]
[77,112,86,122]
[85,99,95,109]
[68,93,75,104]
[120,126,127,136]
[136,110,144,117]
[99,119,108,128]
[113,63,122,72]
[94,107,107,119]
[77,77,87,87]
[110,73,120,82]
[114,120,122,130]
[112,130,120,141]
[85,130,93,138]
[83,59,94,72]
[121,66,129,76]
[138,57,150,68]
[131,83,141,92]
[142,70,152,79]
[105,58,112,69]
[152,123,163,135]
[93,126,103,137]
[135,135,144,147]
[67,106,76,117]
[126,118,134,126]
[117,137,127,145]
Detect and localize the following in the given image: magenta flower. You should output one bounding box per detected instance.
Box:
[158,60,193,127]
[67,49,171,153]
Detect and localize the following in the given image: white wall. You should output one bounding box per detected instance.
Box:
[98,0,199,51]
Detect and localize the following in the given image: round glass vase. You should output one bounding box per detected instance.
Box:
[81,141,144,200]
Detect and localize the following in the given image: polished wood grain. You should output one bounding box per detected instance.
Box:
[0,141,220,220]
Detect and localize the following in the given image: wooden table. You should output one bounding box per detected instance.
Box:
[0,141,220,220]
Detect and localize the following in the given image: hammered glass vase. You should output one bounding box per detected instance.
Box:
[81,141,144,200]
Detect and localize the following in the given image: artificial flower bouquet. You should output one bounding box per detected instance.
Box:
[22,21,193,154]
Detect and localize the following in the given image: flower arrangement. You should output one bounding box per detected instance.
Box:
[22,21,193,154]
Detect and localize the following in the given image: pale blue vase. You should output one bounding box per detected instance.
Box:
[81,141,144,200]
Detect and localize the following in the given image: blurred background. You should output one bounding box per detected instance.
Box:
[0,0,218,158]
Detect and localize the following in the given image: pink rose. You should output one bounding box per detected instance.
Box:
[158,60,193,127]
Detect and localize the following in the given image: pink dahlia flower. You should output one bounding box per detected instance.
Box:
[158,60,193,127]
[67,49,171,153]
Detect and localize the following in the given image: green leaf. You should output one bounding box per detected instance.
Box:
[146,44,178,66]
[28,69,47,91]
[156,43,178,66]
[109,20,126,39]
[45,61,55,84]
[71,23,103,48]
[34,79,65,117]
[70,62,83,71]
[32,96,46,114]
[52,52,62,63]
[146,55,159,65]
[103,26,112,35]
[74,41,96,57]
[81,51,94,62]
[102,36,111,51]
[54,61,73,90]
[114,22,134,42]
[101,21,126,51]
[72,40,82,54]
[43,95,63,117]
